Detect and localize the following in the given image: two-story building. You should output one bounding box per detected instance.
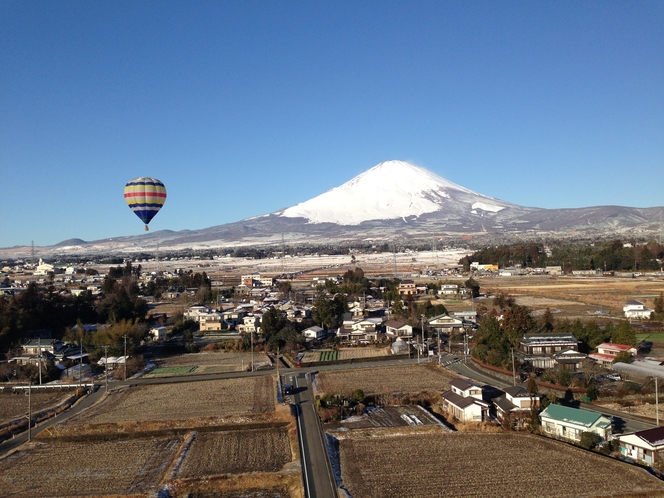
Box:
[440,378,490,422]
[623,300,654,320]
[493,385,540,428]
[588,342,637,367]
[385,320,413,339]
[398,280,417,295]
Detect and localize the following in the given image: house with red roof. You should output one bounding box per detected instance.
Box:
[588,342,637,367]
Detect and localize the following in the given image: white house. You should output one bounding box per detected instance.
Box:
[440,379,489,422]
[623,300,653,320]
[494,386,540,428]
[438,284,459,296]
[588,342,637,367]
[616,427,664,467]
[184,305,212,322]
[539,404,612,443]
[303,326,326,340]
[385,320,413,339]
[428,314,466,335]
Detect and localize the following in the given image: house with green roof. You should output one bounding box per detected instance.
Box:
[539,404,612,443]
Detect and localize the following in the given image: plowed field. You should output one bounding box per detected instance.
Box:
[67,376,275,425]
[0,436,182,497]
[336,430,664,497]
[315,364,455,396]
[177,426,292,477]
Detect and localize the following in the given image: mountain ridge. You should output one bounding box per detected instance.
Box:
[2,160,663,257]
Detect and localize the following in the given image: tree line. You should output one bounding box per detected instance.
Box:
[460,239,663,272]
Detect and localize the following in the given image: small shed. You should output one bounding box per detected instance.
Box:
[150,326,168,341]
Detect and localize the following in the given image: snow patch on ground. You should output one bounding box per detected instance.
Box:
[471,201,505,213]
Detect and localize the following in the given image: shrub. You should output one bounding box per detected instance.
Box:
[579,432,600,450]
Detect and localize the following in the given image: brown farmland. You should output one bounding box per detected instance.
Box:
[315,364,456,397]
[150,351,271,374]
[66,376,275,426]
[0,436,183,497]
[177,426,292,477]
[336,429,664,497]
[0,390,73,424]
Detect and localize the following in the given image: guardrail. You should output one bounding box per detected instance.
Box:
[0,383,94,392]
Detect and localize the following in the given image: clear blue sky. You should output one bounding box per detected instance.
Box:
[1,1,662,247]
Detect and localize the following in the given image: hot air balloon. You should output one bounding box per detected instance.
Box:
[124,177,167,231]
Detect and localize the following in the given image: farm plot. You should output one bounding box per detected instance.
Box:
[177,426,292,477]
[0,436,183,497]
[66,376,275,426]
[338,405,440,429]
[336,430,664,497]
[338,347,389,360]
[315,364,456,397]
[149,351,270,375]
[0,390,73,425]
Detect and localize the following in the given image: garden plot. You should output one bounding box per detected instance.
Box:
[0,436,183,497]
[336,430,664,498]
[177,426,292,477]
[300,348,390,364]
[65,376,275,426]
[315,364,456,397]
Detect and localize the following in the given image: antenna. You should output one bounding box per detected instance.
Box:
[281,234,285,273]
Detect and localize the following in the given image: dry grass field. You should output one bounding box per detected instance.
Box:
[476,275,664,319]
[148,351,271,375]
[177,426,292,477]
[315,364,456,397]
[335,429,664,498]
[66,376,275,426]
[0,390,73,424]
[0,436,183,497]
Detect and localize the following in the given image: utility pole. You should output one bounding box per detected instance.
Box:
[420,315,426,351]
[656,377,659,426]
[276,347,280,397]
[103,345,109,392]
[38,337,42,385]
[79,333,83,388]
[27,380,32,442]
[251,332,254,372]
[123,335,128,381]
[437,330,441,365]
[511,348,516,386]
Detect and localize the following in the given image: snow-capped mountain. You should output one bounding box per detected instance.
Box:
[3,160,662,257]
[279,160,512,224]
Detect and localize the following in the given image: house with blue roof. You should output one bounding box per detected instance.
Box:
[539,404,612,443]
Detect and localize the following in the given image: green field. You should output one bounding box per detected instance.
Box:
[637,333,664,343]
[146,366,198,376]
[320,350,339,362]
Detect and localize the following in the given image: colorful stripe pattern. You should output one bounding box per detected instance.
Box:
[124,177,167,228]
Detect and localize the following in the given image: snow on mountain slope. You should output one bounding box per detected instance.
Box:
[279,160,508,225]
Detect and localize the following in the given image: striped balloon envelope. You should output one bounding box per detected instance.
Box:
[123,177,167,231]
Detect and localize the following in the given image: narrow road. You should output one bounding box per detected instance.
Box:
[290,372,337,498]
[0,385,106,455]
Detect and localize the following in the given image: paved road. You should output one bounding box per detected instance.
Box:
[288,372,337,498]
[0,385,106,455]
